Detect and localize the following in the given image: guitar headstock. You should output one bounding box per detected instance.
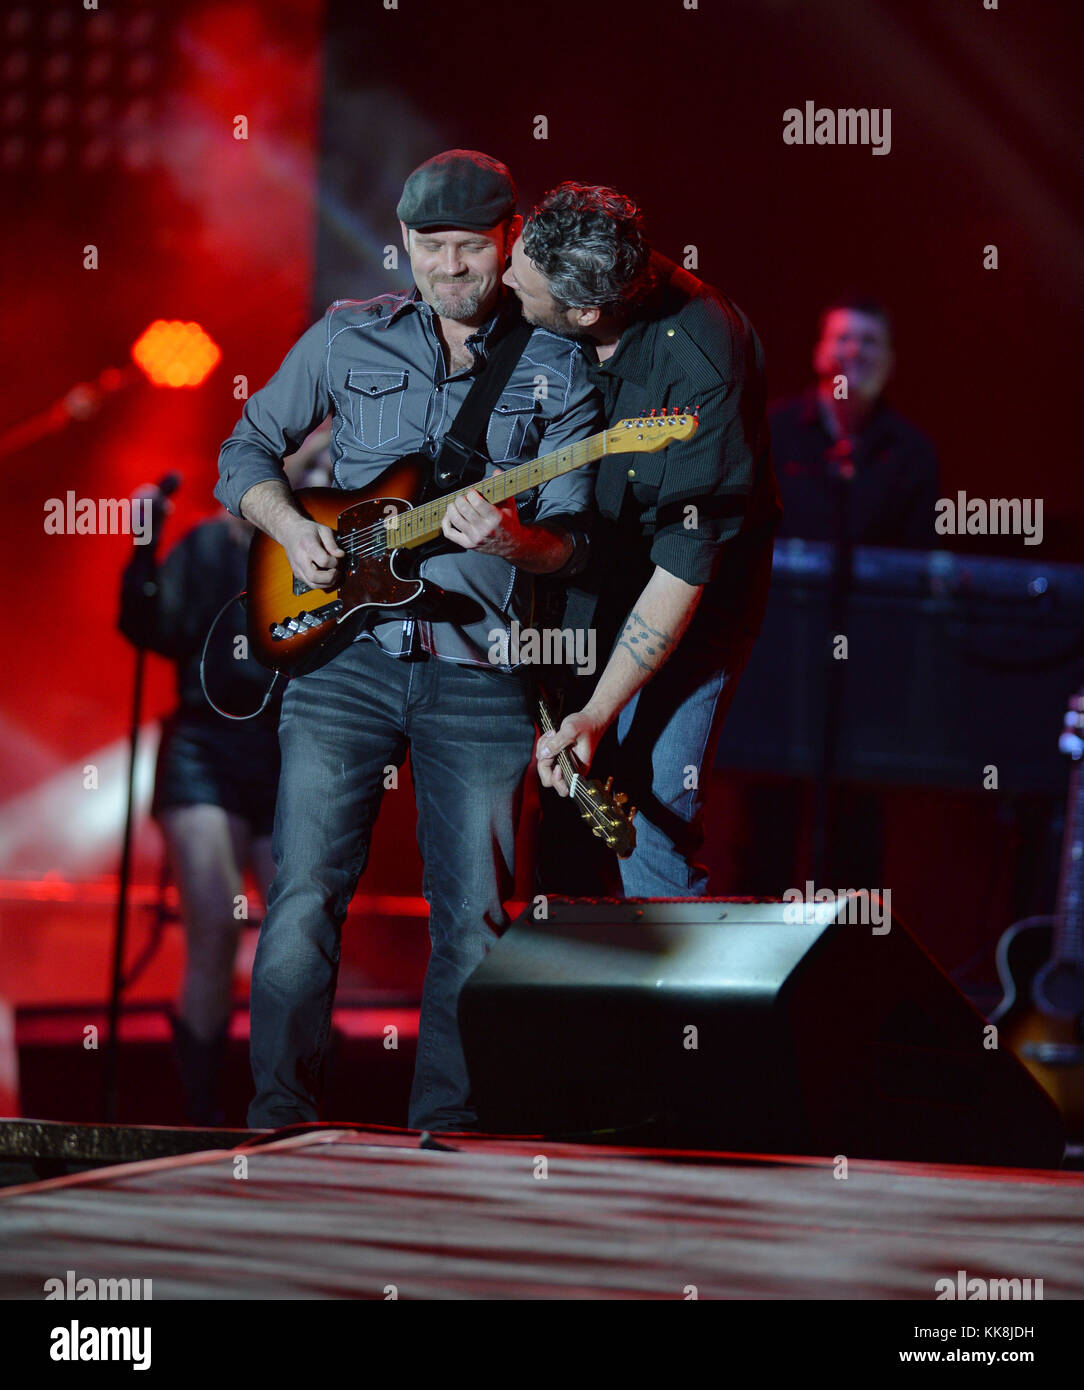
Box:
[1060,688,1084,759]
[575,774,637,858]
[608,407,699,453]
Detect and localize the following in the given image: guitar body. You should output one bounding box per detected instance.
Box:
[991,917,1084,1134]
[246,456,431,673]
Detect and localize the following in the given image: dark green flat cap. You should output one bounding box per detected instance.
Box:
[396,149,517,231]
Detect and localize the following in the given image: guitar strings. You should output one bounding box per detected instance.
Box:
[537,709,620,836]
[320,431,619,561]
[310,420,687,562]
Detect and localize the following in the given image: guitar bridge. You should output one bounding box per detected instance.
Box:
[270,599,343,640]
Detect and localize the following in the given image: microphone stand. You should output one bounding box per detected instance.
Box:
[103,488,173,1122]
[809,435,855,885]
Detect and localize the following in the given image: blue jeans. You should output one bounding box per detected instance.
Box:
[247,640,535,1131]
[611,625,755,896]
[539,615,754,899]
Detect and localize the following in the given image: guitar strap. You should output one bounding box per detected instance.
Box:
[430,305,534,489]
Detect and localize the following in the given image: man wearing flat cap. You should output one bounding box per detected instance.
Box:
[216,150,601,1133]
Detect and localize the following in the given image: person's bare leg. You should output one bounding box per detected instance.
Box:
[160,804,251,1041]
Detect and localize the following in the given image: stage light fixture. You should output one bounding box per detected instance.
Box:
[1,136,26,169]
[5,11,31,42]
[41,94,71,128]
[2,52,29,83]
[131,321,221,389]
[46,12,74,43]
[85,52,112,86]
[82,96,110,126]
[43,52,72,84]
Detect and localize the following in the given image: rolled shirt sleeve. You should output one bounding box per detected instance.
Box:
[648,381,764,586]
[215,317,332,518]
[647,297,774,587]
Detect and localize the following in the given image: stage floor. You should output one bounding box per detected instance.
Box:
[1,1128,1081,1300]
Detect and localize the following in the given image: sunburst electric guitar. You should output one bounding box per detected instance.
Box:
[245,411,698,674]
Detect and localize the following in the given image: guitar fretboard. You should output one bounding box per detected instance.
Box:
[384,430,611,549]
[537,696,582,797]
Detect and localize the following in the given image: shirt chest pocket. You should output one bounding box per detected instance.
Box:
[624,453,666,504]
[486,392,541,462]
[344,369,408,451]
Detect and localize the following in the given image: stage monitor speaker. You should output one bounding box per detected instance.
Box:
[458,897,1065,1168]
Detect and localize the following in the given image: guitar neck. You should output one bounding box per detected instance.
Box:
[388,429,614,550]
[536,697,583,797]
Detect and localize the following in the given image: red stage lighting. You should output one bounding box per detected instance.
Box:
[131,320,220,389]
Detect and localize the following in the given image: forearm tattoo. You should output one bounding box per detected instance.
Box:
[616,609,675,672]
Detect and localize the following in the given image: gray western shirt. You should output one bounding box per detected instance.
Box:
[215,291,602,668]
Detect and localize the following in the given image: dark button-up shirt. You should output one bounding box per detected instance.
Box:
[770,388,940,547]
[216,292,602,667]
[577,253,781,647]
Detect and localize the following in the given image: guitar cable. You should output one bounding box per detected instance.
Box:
[199,588,283,721]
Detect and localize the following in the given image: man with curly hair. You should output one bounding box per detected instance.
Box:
[504,184,781,896]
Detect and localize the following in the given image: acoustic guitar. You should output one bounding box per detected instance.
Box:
[990,687,1084,1134]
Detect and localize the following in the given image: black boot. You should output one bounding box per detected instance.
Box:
[168,1012,229,1127]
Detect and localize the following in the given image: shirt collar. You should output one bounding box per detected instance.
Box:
[582,251,673,386]
[583,319,653,387]
[385,287,424,326]
[385,287,520,353]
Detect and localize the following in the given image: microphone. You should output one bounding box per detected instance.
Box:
[144,470,182,519]
[131,471,183,556]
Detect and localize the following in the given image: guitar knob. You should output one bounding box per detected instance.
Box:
[614,792,628,806]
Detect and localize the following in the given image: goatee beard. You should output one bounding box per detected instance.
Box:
[429,282,482,320]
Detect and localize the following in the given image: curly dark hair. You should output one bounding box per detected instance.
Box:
[521,183,651,313]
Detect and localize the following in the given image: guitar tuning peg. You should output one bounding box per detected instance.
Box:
[614,792,628,805]
[628,806,637,822]
[604,776,614,794]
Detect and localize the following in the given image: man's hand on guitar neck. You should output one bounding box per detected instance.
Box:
[239,479,345,590]
[537,566,704,796]
[536,712,606,797]
[442,467,574,575]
